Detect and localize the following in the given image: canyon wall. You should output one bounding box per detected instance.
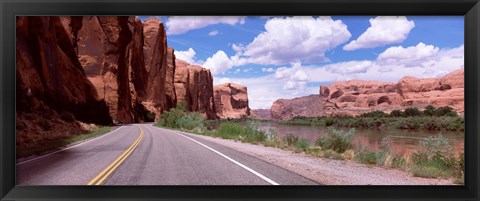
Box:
[270,95,324,121]
[250,109,272,121]
[174,59,217,119]
[320,68,464,117]
[269,68,464,120]
[18,16,248,127]
[213,83,250,119]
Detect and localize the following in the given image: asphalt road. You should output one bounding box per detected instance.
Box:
[16,124,318,185]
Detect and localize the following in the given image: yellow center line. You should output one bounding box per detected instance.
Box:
[88,127,144,185]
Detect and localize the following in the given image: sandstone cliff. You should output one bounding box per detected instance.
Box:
[269,68,463,120]
[16,16,112,149]
[320,68,464,117]
[213,83,250,119]
[173,59,217,118]
[250,109,272,120]
[271,95,324,120]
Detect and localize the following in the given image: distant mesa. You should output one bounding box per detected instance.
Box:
[267,68,464,121]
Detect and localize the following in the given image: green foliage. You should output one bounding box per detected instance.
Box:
[146,112,156,122]
[360,110,388,118]
[294,139,310,152]
[354,147,377,165]
[409,135,460,179]
[390,110,403,117]
[156,101,205,131]
[402,107,423,117]
[212,122,267,144]
[315,128,355,153]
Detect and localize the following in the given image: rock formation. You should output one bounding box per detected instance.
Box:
[213,83,250,119]
[16,16,112,149]
[269,68,464,120]
[16,16,112,125]
[320,68,464,117]
[250,109,272,120]
[271,95,324,120]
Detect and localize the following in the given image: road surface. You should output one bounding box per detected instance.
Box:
[16,124,318,185]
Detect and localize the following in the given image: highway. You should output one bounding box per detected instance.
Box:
[16,124,318,185]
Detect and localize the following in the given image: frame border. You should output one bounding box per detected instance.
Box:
[1,0,479,200]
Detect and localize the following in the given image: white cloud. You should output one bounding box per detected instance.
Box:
[175,48,197,64]
[325,60,373,74]
[261,67,274,72]
[166,16,246,35]
[242,16,351,65]
[377,42,439,67]
[343,16,415,51]
[202,50,234,75]
[209,30,219,36]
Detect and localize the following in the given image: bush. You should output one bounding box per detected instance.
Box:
[354,147,377,165]
[390,110,403,117]
[146,112,156,122]
[360,110,388,118]
[403,107,423,117]
[214,122,267,144]
[315,128,355,153]
[433,106,457,117]
[60,112,75,122]
[423,105,436,116]
[295,139,310,152]
[156,101,205,131]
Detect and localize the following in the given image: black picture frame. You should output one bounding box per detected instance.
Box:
[1,0,479,200]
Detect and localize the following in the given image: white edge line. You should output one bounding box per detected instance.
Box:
[16,126,124,166]
[168,128,279,185]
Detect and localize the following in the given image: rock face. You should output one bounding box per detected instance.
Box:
[271,95,324,120]
[213,83,250,119]
[320,68,464,116]
[250,109,272,120]
[174,59,216,118]
[165,48,177,109]
[16,16,112,125]
[16,17,113,150]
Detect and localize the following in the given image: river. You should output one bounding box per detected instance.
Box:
[254,122,464,156]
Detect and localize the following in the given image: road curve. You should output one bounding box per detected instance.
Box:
[16,124,318,185]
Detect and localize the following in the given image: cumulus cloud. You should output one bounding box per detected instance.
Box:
[261,67,275,72]
[166,16,246,35]
[377,42,440,67]
[242,16,351,65]
[273,62,311,91]
[202,50,234,75]
[209,30,219,36]
[175,48,197,64]
[325,60,373,74]
[343,16,415,51]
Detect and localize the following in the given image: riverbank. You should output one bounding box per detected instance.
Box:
[175,129,454,185]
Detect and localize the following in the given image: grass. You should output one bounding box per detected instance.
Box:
[17,126,112,159]
[155,104,464,183]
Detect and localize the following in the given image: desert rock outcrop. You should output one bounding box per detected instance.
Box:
[213,83,250,119]
[271,95,324,120]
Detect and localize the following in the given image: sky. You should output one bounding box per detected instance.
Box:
[138,16,464,109]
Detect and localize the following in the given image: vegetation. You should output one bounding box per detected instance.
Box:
[155,104,463,183]
[280,106,463,131]
[17,126,112,159]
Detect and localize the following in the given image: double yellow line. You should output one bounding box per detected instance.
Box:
[88,127,144,185]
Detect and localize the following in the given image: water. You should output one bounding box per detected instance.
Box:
[254,122,464,156]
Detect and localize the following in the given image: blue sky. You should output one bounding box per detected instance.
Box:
[138,16,464,109]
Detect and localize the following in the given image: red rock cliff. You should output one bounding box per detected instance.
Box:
[174,59,216,119]
[213,83,250,119]
[271,95,324,120]
[320,68,464,116]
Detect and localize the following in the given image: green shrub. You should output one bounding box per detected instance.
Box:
[156,101,205,131]
[295,139,310,152]
[403,107,423,117]
[360,110,388,118]
[354,147,377,165]
[390,110,403,117]
[146,112,156,122]
[315,128,355,153]
[423,105,436,116]
[433,106,457,117]
[285,134,299,146]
